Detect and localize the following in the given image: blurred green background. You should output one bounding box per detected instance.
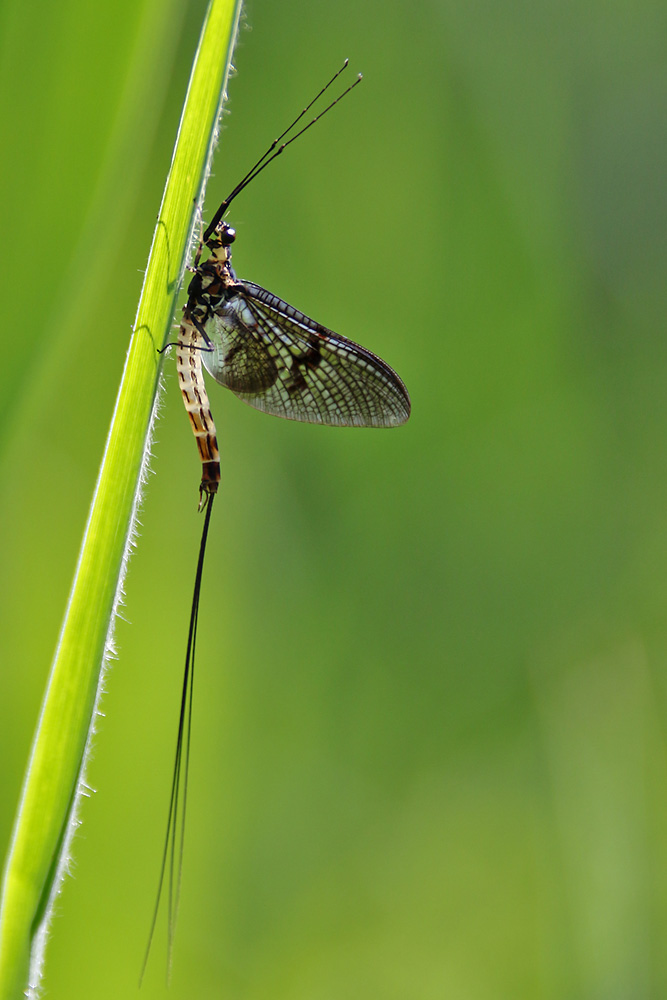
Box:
[2,0,667,996]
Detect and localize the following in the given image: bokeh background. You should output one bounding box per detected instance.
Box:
[1,0,667,996]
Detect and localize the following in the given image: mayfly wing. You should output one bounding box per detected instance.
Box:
[201,280,411,428]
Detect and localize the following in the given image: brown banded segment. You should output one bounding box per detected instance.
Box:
[176,317,221,500]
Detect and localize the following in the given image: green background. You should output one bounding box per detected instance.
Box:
[1,0,666,996]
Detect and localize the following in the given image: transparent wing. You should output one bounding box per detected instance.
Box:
[200,281,411,427]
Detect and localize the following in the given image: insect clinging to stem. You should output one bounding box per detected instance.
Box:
[143,59,410,980]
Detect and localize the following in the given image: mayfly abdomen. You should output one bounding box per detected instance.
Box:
[176,319,221,505]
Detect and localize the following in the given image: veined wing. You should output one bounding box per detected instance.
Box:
[201,281,411,427]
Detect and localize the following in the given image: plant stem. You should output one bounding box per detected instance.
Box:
[0,2,242,996]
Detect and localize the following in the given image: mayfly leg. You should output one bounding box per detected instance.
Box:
[176,317,221,509]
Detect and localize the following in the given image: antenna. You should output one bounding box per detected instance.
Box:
[203,60,362,243]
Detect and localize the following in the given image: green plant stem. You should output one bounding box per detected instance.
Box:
[0,2,242,996]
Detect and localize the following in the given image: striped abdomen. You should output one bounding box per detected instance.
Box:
[176,317,220,507]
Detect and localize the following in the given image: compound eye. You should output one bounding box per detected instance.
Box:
[221,225,236,245]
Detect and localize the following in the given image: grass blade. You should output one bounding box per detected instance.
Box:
[0,1,242,996]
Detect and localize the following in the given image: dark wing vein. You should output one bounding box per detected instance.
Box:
[201,281,410,427]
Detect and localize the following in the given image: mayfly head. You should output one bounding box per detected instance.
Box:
[205,222,236,255]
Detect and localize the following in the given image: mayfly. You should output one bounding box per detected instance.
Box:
[144,60,410,977]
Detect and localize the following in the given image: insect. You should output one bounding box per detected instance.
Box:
[177,65,409,513]
[144,61,410,979]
